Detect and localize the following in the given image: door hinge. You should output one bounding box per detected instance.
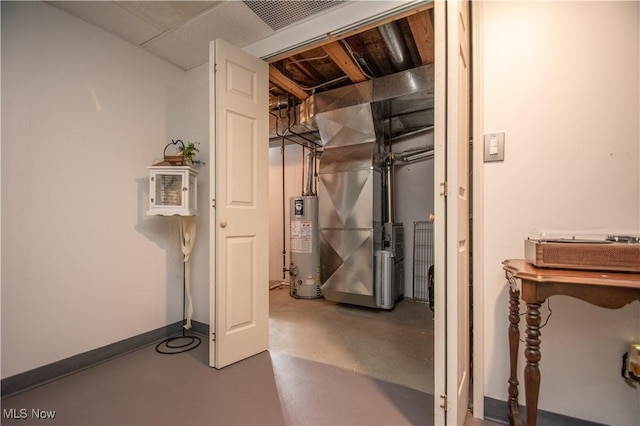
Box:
[440,181,448,197]
[211,332,216,341]
[214,63,217,73]
[439,394,448,411]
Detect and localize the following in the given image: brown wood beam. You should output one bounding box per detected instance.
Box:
[322,41,367,83]
[268,65,309,101]
[265,3,434,63]
[407,10,434,65]
[289,54,326,83]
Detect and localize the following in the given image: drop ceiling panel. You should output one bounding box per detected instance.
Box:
[144,1,273,70]
[143,33,204,71]
[115,1,222,33]
[49,1,160,45]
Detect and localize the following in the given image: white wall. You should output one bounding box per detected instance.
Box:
[1,2,210,378]
[480,2,640,424]
[268,143,304,283]
[393,134,435,298]
[268,133,434,298]
[182,63,211,326]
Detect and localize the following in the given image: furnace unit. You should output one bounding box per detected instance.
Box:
[311,66,433,309]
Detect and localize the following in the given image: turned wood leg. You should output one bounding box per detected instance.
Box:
[525,301,542,426]
[507,285,522,426]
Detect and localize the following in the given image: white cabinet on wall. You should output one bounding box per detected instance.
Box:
[147,165,198,216]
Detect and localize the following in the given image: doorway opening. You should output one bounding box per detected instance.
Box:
[209,0,475,422]
[264,6,437,400]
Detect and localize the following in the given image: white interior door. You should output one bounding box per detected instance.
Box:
[434,0,471,424]
[209,38,269,369]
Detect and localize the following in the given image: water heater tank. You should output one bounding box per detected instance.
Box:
[289,196,322,299]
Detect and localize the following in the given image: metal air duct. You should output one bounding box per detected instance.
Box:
[313,65,434,309]
[378,22,411,71]
[315,100,382,308]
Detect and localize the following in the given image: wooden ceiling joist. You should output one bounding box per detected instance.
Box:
[268,65,310,101]
[407,10,434,65]
[265,3,434,64]
[266,3,435,105]
[322,41,367,83]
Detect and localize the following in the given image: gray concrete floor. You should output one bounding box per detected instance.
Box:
[1,286,500,425]
[268,284,434,394]
[269,285,502,426]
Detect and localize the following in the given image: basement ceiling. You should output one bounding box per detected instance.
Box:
[48,1,434,109]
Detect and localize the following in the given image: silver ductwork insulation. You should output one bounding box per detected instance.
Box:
[378,22,412,71]
[313,65,435,143]
[315,100,383,308]
[269,65,435,146]
[282,65,434,308]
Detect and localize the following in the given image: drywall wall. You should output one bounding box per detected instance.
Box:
[181,63,211,327]
[268,142,304,284]
[480,2,640,424]
[267,132,434,298]
[393,134,435,299]
[1,1,209,378]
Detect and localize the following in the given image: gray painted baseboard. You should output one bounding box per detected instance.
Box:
[484,397,605,426]
[1,320,210,398]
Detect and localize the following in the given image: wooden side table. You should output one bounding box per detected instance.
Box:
[503,259,640,426]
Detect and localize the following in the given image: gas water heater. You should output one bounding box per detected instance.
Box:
[289,196,322,299]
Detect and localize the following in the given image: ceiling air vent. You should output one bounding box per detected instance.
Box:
[243,0,345,31]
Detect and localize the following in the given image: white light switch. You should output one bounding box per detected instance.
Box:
[489,138,498,155]
[484,132,505,162]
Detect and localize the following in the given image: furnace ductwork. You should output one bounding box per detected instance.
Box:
[269,65,435,147]
[315,100,382,308]
[312,65,434,308]
[271,66,434,308]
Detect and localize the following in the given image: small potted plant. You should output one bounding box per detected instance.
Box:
[179,141,200,165]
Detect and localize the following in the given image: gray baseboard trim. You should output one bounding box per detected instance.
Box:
[1,320,210,398]
[484,397,605,426]
[189,320,210,338]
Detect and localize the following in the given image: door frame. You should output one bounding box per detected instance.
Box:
[432,0,447,422]
[238,0,484,421]
[434,0,478,423]
[471,0,485,419]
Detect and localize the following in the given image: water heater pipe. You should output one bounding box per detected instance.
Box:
[301,147,305,195]
[281,136,287,279]
[304,151,314,196]
[385,164,395,223]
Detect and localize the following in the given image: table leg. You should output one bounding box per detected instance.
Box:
[508,285,522,426]
[525,301,542,426]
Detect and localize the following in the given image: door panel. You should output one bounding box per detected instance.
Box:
[450,0,471,423]
[434,0,471,423]
[452,1,471,424]
[210,38,269,369]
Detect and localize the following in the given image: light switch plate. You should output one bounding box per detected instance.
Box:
[484,132,505,162]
